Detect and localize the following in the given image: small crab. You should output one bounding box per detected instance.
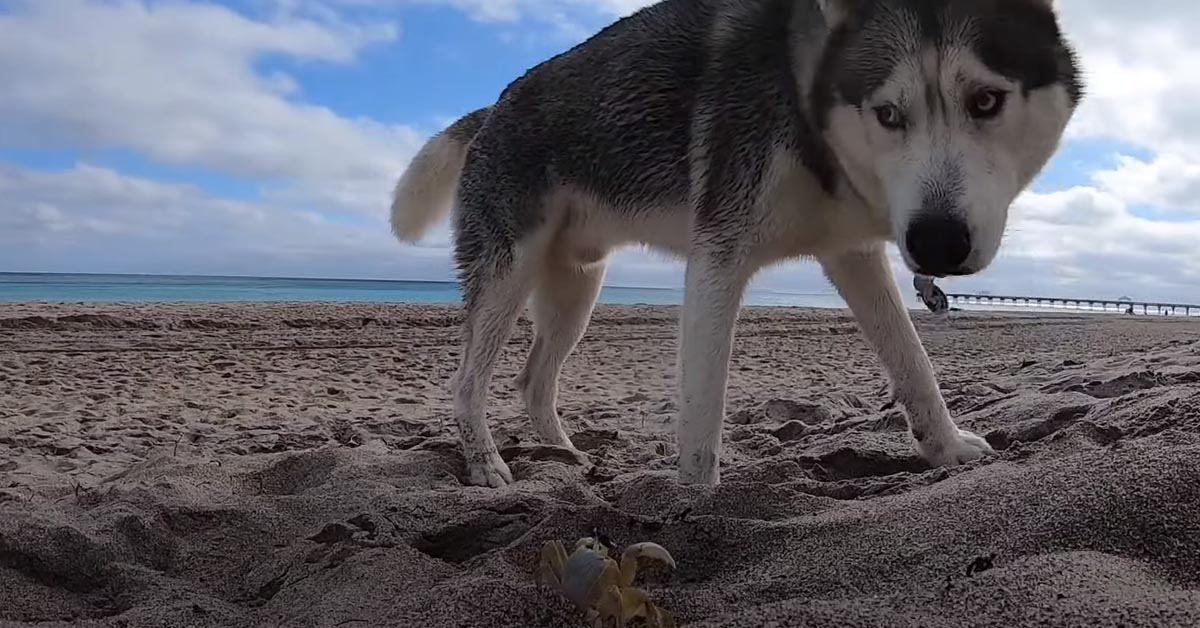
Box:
[536,535,676,628]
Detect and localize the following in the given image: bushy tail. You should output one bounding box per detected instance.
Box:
[390,107,491,243]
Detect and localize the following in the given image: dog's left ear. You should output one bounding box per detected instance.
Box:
[816,0,862,27]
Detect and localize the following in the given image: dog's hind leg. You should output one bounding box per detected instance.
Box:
[676,245,752,486]
[452,237,539,488]
[819,243,995,466]
[516,247,607,449]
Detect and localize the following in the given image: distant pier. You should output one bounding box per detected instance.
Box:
[943,293,1200,317]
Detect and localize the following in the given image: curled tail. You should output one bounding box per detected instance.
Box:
[390,107,491,243]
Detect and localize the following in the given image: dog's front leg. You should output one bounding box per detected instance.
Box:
[820,243,995,466]
[676,246,751,485]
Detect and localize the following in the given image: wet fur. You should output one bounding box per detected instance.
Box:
[390,0,1082,487]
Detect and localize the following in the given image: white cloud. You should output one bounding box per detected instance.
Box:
[0,0,419,217]
[1090,153,1200,213]
[1058,0,1200,159]
[0,162,448,278]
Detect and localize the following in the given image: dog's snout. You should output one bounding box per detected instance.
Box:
[905,214,971,277]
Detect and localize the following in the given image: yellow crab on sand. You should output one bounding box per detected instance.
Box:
[536,536,677,628]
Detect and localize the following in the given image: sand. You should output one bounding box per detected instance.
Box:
[2,301,1200,627]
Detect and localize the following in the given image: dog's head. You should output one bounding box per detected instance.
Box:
[813,0,1082,277]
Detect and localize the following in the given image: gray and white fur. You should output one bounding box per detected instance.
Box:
[391,0,1083,487]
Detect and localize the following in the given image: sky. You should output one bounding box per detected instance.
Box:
[2,0,1200,302]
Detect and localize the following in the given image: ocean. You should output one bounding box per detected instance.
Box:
[0,273,851,309]
[2,273,1179,316]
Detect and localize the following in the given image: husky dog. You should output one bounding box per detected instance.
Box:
[390,0,1082,487]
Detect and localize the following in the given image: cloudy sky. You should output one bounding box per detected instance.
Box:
[2,0,1198,302]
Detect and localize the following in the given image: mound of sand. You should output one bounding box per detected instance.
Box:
[2,303,1200,627]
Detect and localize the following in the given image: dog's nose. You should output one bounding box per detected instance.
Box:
[905,214,971,277]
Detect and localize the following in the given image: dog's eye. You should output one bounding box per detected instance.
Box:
[968,89,1007,120]
[873,104,905,130]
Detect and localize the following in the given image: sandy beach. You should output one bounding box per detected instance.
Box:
[2,302,1200,627]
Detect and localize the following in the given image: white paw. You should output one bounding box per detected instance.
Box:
[464,451,513,488]
[678,450,720,486]
[916,428,995,467]
[538,428,575,450]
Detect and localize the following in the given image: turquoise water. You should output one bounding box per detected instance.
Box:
[3,273,1175,315]
[0,273,850,308]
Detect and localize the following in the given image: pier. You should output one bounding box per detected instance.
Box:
[943,293,1200,316]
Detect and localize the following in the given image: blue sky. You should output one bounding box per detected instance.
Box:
[3,0,1200,301]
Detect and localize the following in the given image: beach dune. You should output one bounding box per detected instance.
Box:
[2,302,1200,627]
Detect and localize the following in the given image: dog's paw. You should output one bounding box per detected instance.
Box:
[678,450,720,486]
[538,428,576,450]
[464,451,514,487]
[916,427,995,467]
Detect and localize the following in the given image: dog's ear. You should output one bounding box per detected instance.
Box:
[816,0,862,27]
